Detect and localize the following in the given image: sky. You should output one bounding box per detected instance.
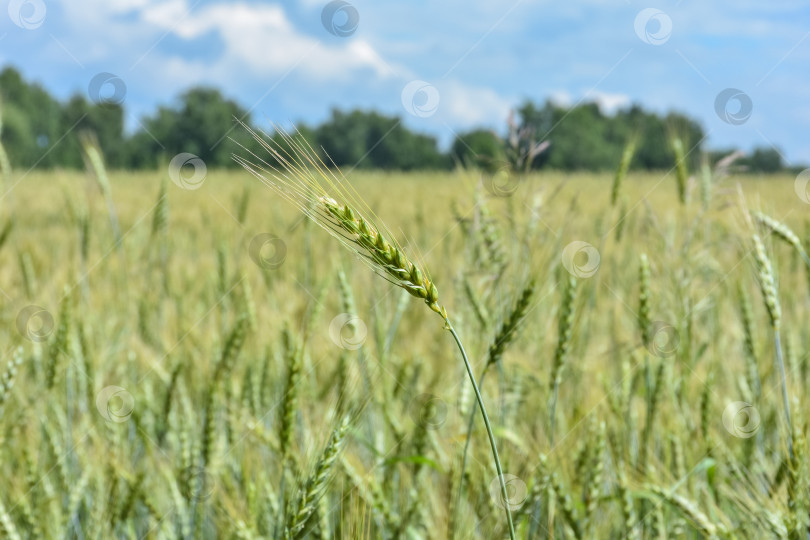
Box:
[2,0,810,164]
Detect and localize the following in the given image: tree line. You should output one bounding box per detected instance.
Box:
[0,66,791,173]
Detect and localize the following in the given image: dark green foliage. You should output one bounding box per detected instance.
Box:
[451,129,505,172]
[313,108,449,170]
[513,100,705,171]
[0,65,797,173]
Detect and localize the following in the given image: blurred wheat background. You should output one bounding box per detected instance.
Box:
[1,158,809,538]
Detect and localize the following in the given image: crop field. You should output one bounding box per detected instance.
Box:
[0,161,809,539]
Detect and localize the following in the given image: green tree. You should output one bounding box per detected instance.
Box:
[314,109,448,170]
[0,67,62,168]
[128,87,256,168]
[513,100,705,171]
[743,147,783,173]
[58,95,125,169]
[451,129,504,172]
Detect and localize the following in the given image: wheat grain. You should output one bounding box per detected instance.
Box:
[286,415,350,539]
[0,496,20,540]
[638,253,652,348]
[549,274,577,444]
[279,326,302,462]
[737,284,761,402]
[671,137,688,205]
[46,293,72,389]
[611,138,636,206]
[752,234,781,329]
[647,485,725,538]
[699,155,712,210]
[751,233,793,457]
[752,211,810,268]
[0,347,24,417]
[234,126,446,319]
[80,133,122,246]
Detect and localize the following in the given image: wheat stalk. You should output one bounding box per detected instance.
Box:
[0,99,12,201]
[752,211,810,268]
[279,326,302,461]
[285,415,350,539]
[611,138,636,206]
[638,254,652,348]
[583,421,605,536]
[80,133,122,247]
[462,276,490,329]
[234,125,444,318]
[456,279,535,521]
[549,274,577,444]
[0,496,20,540]
[234,123,516,538]
[0,347,24,418]
[752,234,793,458]
[646,485,726,538]
[539,453,582,538]
[46,293,73,389]
[671,137,688,205]
[699,155,712,210]
[737,284,760,402]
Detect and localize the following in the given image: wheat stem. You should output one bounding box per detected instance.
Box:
[773,330,793,460]
[447,322,515,540]
[456,280,535,529]
[752,234,793,459]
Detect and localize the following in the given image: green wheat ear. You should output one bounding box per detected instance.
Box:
[0,99,11,192]
[234,122,517,539]
[285,415,351,539]
[234,124,446,321]
[611,137,636,206]
[320,196,446,318]
[671,137,689,205]
[751,233,793,458]
[752,210,810,268]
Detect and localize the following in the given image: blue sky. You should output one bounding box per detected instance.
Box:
[3,0,810,163]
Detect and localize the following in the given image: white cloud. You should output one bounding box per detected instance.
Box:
[55,0,392,81]
[140,0,189,28]
[139,1,391,80]
[549,90,573,107]
[438,81,512,127]
[588,91,630,113]
[545,90,629,114]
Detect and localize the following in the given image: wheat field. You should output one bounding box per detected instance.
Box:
[0,165,808,538]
